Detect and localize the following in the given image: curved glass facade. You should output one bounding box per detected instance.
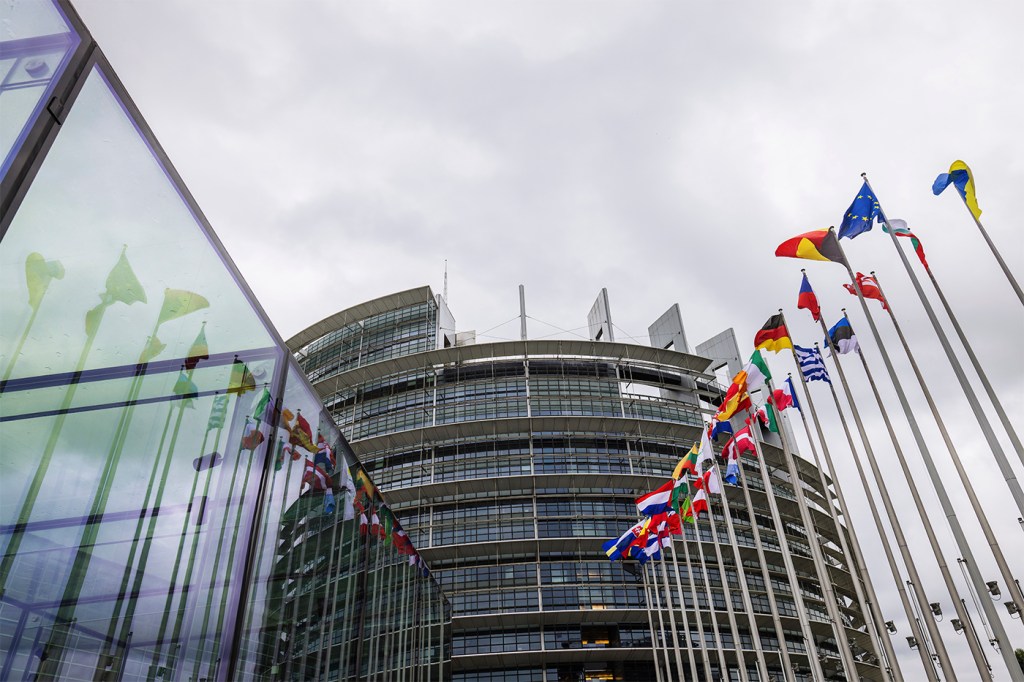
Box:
[1,4,449,680]
[292,292,885,682]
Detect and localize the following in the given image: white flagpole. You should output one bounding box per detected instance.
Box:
[782,348,900,682]
[678,518,716,678]
[869,271,1023,610]
[666,541,701,680]
[655,552,687,677]
[811,336,939,681]
[957,189,1024,307]
[762,360,863,681]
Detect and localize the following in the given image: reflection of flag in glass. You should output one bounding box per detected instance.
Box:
[207,395,228,431]
[184,324,209,370]
[251,388,273,422]
[25,252,65,310]
[173,371,198,409]
[289,413,317,453]
[302,458,333,492]
[241,419,265,451]
[157,288,209,325]
[227,359,256,395]
[140,335,167,362]
[85,250,147,335]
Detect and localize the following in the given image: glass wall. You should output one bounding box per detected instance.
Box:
[0,2,450,680]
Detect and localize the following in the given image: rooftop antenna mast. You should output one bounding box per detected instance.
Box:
[443,259,448,303]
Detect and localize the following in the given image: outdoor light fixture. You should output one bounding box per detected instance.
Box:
[929,602,942,617]
[986,581,1001,597]
[885,621,897,634]
[1006,602,1021,616]
[951,619,964,633]
[907,636,918,650]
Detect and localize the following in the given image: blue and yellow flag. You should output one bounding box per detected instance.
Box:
[838,182,880,239]
[932,160,981,219]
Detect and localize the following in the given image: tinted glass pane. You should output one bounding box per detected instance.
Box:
[0,0,79,177]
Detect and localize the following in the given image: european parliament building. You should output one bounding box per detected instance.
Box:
[0,2,448,680]
[288,287,889,682]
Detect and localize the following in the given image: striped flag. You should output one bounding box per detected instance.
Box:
[794,345,831,384]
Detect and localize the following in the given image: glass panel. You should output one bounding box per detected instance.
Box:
[0,0,79,178]
[0,63,284,680]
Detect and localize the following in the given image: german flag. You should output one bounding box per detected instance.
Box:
[775,228,846,264]
[754,314,792,352]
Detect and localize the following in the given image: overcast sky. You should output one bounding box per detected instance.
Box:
[72,1,1024,678]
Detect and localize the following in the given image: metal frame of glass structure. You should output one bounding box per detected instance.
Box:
[0,2,450,680]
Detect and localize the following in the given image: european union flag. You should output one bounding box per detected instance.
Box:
[838,182,880,240]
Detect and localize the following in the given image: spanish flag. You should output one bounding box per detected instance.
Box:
[775,228,846,265]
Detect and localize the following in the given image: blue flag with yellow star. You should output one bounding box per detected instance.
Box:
[838,182,880,239]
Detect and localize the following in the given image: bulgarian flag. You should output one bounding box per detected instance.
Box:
[885,218,930,271]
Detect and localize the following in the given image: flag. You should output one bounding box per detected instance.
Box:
[274,440,285,472]
[636,480,675,517]
[752,401,779,433]
[393,528,416,556]
[885,218,930,271]
[251,388,272,423]
[709,418,733,441]
[838,182,881,240]
[337,464,356,520]
[775,229,846,265]
[207,394,228,431]
[670,475,691,515]
[354,469,377,513]
[677,496,697,524]
[227,359,256,395]
[696,428,715,470]
[323,490,336,515]
[933,160,981,219]
[369,509,383,539]
[359,512,368,537]
[241,419,265,451]
[722,426,757,461]
[797,273,821,322]
[185,324,209,370]
[672,443,699,479]
[157,289,209,325]
[173,371,198,408]
[723,460,740,485]
[25,252,64,310]
[693,468,722,495]
[715,372,752,421]
[773,377,801,413]
[794,345,831,384]
[632,534,663,565]
[302,458,332,492]
[603,518,650,561]
[691,488,709,519]
[314,435,336,473]
[290,412,317,453]
[378,505,395,542]
[753,315,792,353]
[843,272,888,310]
[744,350,772,391]
[824,318,860,355]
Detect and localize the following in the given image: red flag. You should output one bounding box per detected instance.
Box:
[843,272,888,310]
[721,427,757,460]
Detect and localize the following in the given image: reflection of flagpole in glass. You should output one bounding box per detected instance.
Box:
[1,252,64,384]
[102,325,210,678]
[0,247,143,595]
[148,395,224,678]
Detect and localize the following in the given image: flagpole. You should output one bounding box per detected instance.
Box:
[761,357,862,680]
[844,183,1024,679]
[666,541,702,681]
[812,338,939,681]
[732,455,797,680]
[655,548,686,677]
[705,458,771,680]
[678,519,716,678]
[782,336,900,682]
[690,514,730,677]
[696,471,751,679]
[641,565,666,682]
[872,173,1024,507]
[912,262,1024,467]
[743,406,827,680]
[869,271,1024,606]
[960,193,1024,307]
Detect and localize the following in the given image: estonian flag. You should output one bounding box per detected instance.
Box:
[824,318,860,356]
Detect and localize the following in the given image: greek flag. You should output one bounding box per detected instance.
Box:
[794,345,831,384]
